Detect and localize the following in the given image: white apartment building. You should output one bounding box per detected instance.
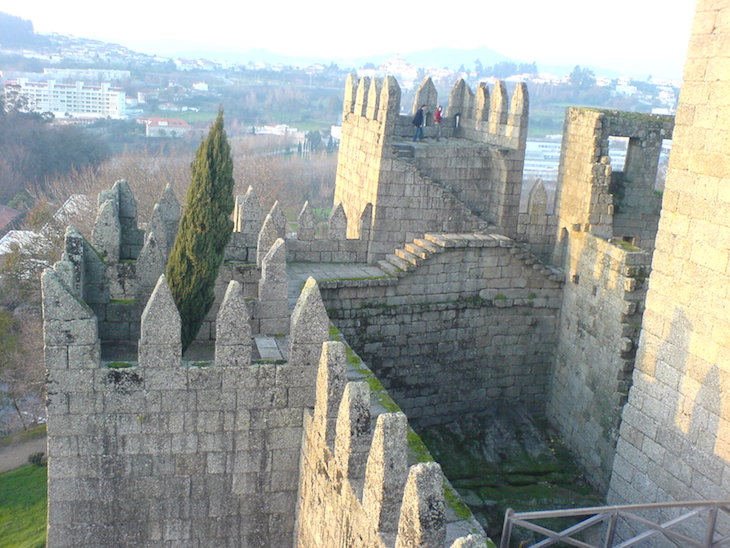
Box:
[4,78,126,119]
[42,68,132,82]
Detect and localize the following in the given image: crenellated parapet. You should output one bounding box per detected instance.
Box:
[342,73,402,131]
[43,266,333,546]
[44,236,489,546]
[72,181,380,345]
[93,179,145,263]
[225,189,372,265]
[296,338,489,547]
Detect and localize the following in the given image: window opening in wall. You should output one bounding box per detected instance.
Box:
[608,136,628,172]
[656,139,672,191]
[608,136,630,213]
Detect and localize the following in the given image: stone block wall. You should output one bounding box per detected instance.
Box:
[516,179,558,261]
[295,340,488,547]
[546,231,650,491]
[552,108,673,265]
[321,232,563,427]
[607,0,730,525]
[334,75,529,263]
[43,259,331,546]
[44,225,489,547]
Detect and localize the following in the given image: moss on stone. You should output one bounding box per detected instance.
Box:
[106,361,134,369]
[444,484,472,520]
[407,429,434,463]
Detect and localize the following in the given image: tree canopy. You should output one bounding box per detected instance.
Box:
[165,110,235,350]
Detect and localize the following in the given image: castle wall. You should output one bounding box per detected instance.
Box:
[295,340,487,547]
[546,231,650,492]
[321,233,562,428]
[608,0,730,518]
[43,264,330,547]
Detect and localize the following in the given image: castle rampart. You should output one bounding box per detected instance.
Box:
[43,184,488,546]
[320,232,563,428]
[546,231,651,491]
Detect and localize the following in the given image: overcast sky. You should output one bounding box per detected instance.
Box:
[6,0,697,79]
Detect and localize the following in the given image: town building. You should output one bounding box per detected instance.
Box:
[4,78,126,119]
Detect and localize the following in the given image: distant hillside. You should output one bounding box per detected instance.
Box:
[0,12,50,48]
[400,46,512,70]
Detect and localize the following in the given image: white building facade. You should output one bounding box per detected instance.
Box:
[4,78,126,119]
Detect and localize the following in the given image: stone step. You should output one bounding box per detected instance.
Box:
[378,259,404,277]
[392,144,415,159]
[404,242,431,259]
[413,238,441,254]
[424,233,458,247]
[395,247,421,265]
[385,253,413,272]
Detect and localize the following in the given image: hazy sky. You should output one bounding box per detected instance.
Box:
[6,0,696,79]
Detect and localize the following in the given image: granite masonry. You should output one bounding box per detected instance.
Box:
[42,2,730,544]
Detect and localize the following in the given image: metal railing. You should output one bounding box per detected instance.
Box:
[499,500,730,547]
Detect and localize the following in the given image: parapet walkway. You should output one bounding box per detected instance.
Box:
[287,262,386,306]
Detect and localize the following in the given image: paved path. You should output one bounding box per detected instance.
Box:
[0,436,47,473]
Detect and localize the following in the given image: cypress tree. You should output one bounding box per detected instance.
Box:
[166,110,235,350]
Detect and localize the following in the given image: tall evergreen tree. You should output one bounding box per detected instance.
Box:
[166,110,234,350]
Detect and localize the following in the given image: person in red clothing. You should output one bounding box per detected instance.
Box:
[434,105,443,141]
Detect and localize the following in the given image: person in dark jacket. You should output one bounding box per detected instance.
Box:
[412,104,427,141]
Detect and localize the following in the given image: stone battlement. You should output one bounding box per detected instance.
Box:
[43,240,487,546]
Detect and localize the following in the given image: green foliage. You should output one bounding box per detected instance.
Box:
[569,65,596,89]
[27,452,44,467]
[0,110,109,203]
[0,464,47,548]
[0,12,50,49]
[166,110,235,350]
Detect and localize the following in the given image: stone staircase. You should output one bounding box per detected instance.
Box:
[390,141,490,232]
[378,232,563,282]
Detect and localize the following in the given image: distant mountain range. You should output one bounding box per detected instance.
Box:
[0,10,676,81]
[124,39,621,79]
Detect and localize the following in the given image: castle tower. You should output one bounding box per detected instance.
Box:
[607,0,730,516]
[333,75,528,262]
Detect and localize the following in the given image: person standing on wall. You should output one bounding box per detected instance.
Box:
[434,105,443,141]
[412,104,427,141]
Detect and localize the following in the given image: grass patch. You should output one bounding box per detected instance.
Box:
[0,425,46,450]
[106,361,134,369]
[109,298,135,304]
[0,465,47,548]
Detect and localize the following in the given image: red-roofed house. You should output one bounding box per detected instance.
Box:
[137,117,193,138]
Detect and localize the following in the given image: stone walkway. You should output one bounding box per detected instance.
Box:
[287,262,386,306]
